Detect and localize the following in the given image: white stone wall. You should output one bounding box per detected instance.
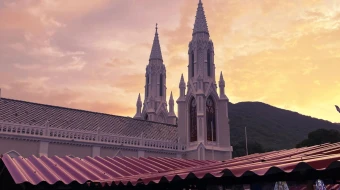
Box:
[144,151,176,158]
[48,143,92,157]
[0,138,40,157]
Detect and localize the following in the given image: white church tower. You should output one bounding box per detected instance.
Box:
[134,24,177,125]
[177,0,233,160]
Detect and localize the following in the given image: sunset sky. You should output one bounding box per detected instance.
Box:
[0,0,339,123]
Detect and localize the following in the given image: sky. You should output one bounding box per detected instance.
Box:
[0,0,339,123]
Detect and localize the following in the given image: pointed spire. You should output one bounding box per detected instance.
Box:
[149,23,163,61]
[219,71,225,86]
[138,93,142,102]
[180,74,185,84]
[179,74,186,97]
[219,71,224,81]
[169,91,174,102]
[134,93,143,119]
[193,0,209,35]
[136,93,142,106]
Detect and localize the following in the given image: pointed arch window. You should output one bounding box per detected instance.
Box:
[207,50,211,76]
[160,74,163,96]
[206,96,216,141]
[190,98,197,142]
[146,75,149,97]
[191,51,195,77]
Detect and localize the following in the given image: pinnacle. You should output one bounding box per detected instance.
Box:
[180,74,185,83]
[137,93,142,103]
[219,71,224,81]
[170,91,174,101]
[193,0,209,35]
[149,23,163,61]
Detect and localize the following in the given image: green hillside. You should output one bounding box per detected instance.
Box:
[229,102,340,150]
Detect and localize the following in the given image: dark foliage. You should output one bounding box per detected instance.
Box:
[232,141,266,158]
[229,102,340,151]
[296,129,340,148]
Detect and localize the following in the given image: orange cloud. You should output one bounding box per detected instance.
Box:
[1,0,339,123]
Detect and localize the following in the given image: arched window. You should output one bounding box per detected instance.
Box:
[160,74,163,96]
[145,114,148,121]
[207,50,211,76]
[190,98,197,142]
[146,76,149,97]
[206,96,216,141]
[191,51,194,77]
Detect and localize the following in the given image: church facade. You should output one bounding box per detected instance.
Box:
[0,0,232,160]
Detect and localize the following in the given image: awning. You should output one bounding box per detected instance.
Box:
[1,143,340,189]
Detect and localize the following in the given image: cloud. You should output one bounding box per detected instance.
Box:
[114,73,145,94]
[104,58,135,69]
[1,0,339,123]
[53,56,87,71]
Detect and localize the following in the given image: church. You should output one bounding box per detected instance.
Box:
[0,0,233,160]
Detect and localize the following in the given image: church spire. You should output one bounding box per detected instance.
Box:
[193,0,209,36]
[149,23,163,61]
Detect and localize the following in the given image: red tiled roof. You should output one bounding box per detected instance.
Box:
[2,143,340,187]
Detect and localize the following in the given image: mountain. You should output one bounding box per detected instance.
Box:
[228,102,340,150]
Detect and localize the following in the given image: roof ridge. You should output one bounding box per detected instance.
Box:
[0,98,177,127]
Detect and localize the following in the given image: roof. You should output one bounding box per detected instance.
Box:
[2,143,340,188]
[149,24,163,61]
[0,98,178,142]
[0,155,217,185]
[193,0,209,35]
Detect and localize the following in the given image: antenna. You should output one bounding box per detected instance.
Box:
[245,126,248,156]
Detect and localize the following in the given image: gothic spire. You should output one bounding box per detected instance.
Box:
[169,91,174,102]
[134,93,142,119]
[136,93,142,107]
[179,74,185,87]
[149,23,163,61]
[168,91,175,117]
[137,93,142,102]
[219,71,225,86]
[220,71,224,82]
[193,0,209,36]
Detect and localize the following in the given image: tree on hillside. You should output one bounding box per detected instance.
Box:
[296,129,340,148]
[232,141,266,158]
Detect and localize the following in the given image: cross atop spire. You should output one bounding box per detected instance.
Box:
[149,23,163,61]
[193,0,209,36]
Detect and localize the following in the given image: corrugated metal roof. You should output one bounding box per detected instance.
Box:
[0,155,217,185]
[2,143,340,187]
[0,98,178,142]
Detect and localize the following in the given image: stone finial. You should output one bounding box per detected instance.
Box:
[134,93,143,119]
[179,74,186,87]
[137,93,142,106]
[169,91,174,103]
[193,0,209,35]
[219,71,225,86]
[149,23,163,61]
[179,74,186,97]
